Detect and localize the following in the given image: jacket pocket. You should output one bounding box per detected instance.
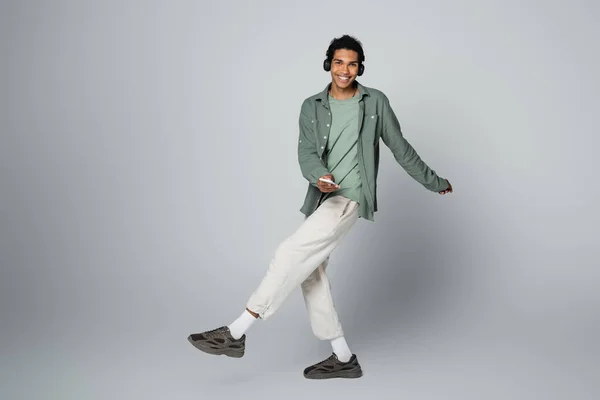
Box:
[361,114,379,145]
[371,114,380,145]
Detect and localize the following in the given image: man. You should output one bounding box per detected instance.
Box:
[188,34,453,380]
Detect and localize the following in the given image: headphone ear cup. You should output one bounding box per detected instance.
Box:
[358,64,365,76]
[323,59,331,72]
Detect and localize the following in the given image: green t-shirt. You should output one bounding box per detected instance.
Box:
[323,94,363,204]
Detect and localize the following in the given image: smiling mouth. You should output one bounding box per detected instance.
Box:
[337,75,351,82]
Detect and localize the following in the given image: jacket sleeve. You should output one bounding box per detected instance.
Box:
[297,100,330,186]
[381,96,449,192]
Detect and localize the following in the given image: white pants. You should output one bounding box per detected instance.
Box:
[246,195,359,340]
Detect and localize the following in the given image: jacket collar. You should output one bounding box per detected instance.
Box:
[315,81,369,108]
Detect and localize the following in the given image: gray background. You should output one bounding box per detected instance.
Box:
[1,0,599,399]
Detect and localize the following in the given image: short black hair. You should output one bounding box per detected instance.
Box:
[325,35,365,63]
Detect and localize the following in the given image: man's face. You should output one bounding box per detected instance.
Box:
[330,48,360,90]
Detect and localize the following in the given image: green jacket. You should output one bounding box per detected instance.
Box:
[297,81,449,221]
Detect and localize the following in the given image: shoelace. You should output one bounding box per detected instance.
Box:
[315,354,337,366]
[204,326,227,337]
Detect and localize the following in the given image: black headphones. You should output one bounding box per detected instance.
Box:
[323,58,365,76]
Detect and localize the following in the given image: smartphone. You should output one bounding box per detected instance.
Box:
[319,177,339,186]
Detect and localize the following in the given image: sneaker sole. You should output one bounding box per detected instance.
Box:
[304,368,363,380]
[187,335,245,358]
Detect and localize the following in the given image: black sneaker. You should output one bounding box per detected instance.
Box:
[187,326,246,358]
[303,353,363,379]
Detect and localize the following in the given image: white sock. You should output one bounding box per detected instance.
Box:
[227,310,257,339]
[331,336,352,363]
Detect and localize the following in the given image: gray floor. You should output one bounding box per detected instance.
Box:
[3,291,597,400]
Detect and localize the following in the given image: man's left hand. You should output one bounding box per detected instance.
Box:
[439,180,453,195]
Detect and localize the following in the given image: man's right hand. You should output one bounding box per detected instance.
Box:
[317,174,340,193]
